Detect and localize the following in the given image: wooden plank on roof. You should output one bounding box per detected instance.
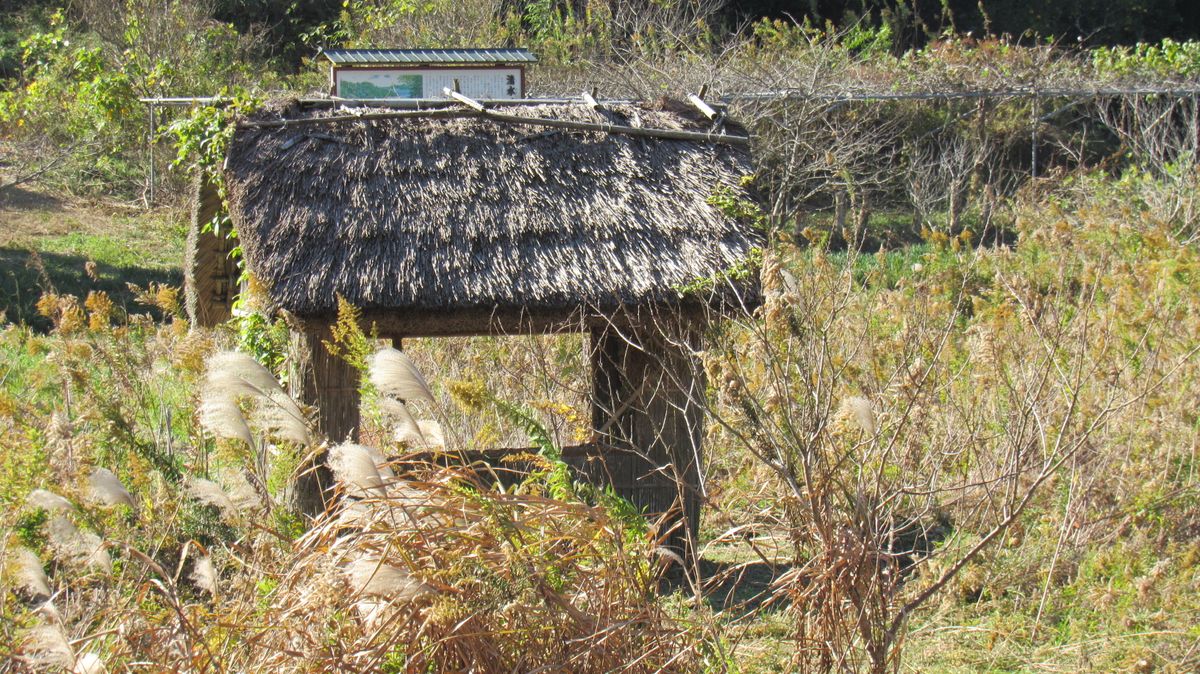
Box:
[687,92,718,120]
[444,88,487,112]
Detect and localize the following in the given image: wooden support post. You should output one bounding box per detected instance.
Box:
[590,320,705,560]
[291,323,361,518]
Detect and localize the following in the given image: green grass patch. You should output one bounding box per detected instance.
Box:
[0,208,184,327]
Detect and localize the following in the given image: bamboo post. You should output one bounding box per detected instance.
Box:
[687,90,718,120]
[147,102,156,206]
[582,89,600,111]
[1031,95,1039,179]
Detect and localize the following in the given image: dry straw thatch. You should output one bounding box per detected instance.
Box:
[222,99,761,319]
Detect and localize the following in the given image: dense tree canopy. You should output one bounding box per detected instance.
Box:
[4,0,1196,80]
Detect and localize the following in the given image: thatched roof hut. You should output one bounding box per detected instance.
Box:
[187,98,762,553]
[192,99,760,331]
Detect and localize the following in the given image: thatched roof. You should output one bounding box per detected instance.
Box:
[221,99,761,322]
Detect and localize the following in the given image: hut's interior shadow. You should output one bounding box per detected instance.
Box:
[0,247,181,329]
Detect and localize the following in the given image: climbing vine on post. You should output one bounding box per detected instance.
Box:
[168,91,262,239]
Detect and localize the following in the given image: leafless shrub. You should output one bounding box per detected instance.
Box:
[339,0,508,51]
[740,96,906,245]
[71,0,264,93]
[603,0,728,51]
[1098,93,1200,241]
[904,128,990,233]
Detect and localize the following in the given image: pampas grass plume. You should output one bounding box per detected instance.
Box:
[344,557,433,601]
[13,547,51,600]
[329,443,386,497]
[841,396,877,435]
[185,477,238,519]
[27,488,75,513]
[334,498,373,528]
[198,393,254,446]
[204,351,284,399]
[48,516,111,574]
[355,599,388,629]
[361,444,395,478]
[80,532,111,575]
[222,469,267,513]
[417,420,445,450]
[380,393,444,450]
[46,516,77,558]
[201,352,309,447]
[368,348,434,403]
[191,555,218,595]
[34,600,62,625]
[383,398,426,447]
[254,389,310,445]
[73,652,107,674]
[24,623,73,668]
[86,468,135,509]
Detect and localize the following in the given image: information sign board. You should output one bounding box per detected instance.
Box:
[335,67,524,100]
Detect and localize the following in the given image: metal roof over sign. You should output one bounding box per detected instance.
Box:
[321,49,538,65]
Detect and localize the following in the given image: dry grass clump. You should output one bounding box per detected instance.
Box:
[244,463,698,672]
[5,461,697,672]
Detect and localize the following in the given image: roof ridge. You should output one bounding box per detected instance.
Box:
[239,107,749,146]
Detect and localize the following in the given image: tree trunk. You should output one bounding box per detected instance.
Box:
[834,189,849,237]
[852,194,872,250]
[948,182,964,234]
